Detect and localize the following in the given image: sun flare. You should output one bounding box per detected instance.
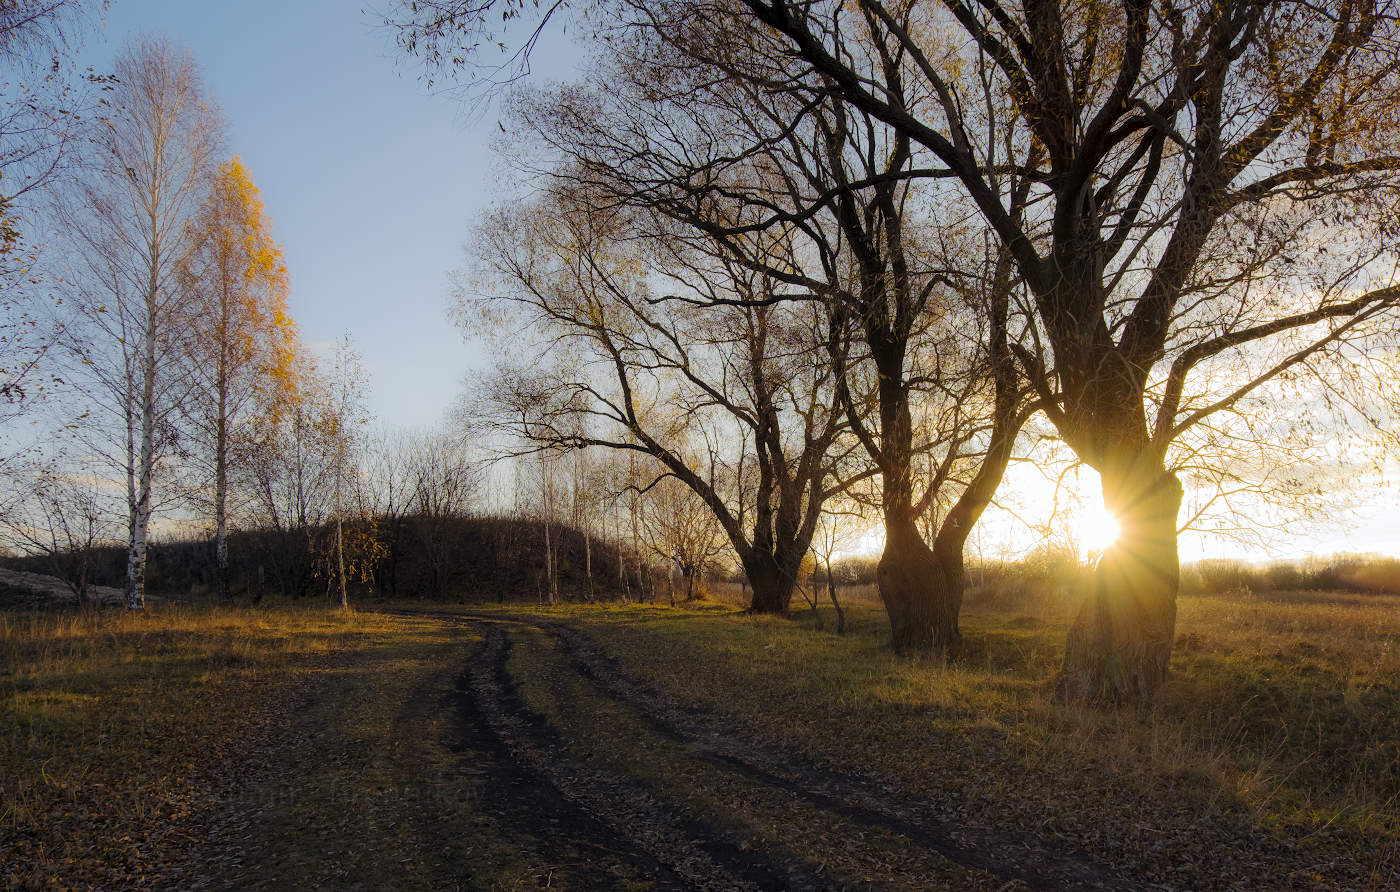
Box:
[1080,505,1121,555]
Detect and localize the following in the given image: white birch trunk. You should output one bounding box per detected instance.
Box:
[125,241,160,611]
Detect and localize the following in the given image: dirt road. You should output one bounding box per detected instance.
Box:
[428,611,1131,891]
[161,609,1132,890]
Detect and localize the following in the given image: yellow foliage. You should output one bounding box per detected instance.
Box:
[185,156,303,425]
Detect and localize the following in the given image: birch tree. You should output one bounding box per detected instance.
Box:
[182,156,298,599]
[59,38,221,609]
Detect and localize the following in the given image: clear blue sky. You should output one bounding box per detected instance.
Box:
[84,0,579,430]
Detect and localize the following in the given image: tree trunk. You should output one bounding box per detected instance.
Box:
[125,300,158,611]
[335,513,347,609]
[876,518,958,652]
[826,558,845,635]
[1060,468,1183,703]
[543,519,556,605]
[215,400,229,600]
[215,291,230,601]
[742,552,796,614]
[125,493,148,610]
[585,529,593,601]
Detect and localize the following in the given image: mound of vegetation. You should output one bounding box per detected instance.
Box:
[1,515,658,604]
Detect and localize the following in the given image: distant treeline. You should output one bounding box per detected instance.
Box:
[7,517,1398,606]
[806,550,1400,600]
[2,514,667,604]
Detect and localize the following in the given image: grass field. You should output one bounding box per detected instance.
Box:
[2,587,1397,888]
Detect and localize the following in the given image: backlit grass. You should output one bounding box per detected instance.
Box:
[531,589,1400,884]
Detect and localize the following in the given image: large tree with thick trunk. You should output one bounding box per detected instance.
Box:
[389,0,1400,685]
[505,14,1035,651]
[733,0,1400,699]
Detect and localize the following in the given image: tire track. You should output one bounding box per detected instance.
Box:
[439,650,684,890]
[464,622,840,890]
[439,610,1137,892]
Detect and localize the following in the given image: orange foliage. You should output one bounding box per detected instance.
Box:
[185,156,301,422]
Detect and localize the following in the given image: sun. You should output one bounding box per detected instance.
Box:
[1079,504,1121,555]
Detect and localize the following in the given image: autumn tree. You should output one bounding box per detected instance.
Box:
[727,0,1400,699]
[58,38,221,609]
[182,156,298,599]
[475,183,852,615]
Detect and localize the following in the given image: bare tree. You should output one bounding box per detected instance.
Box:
[526,449,564,603]
[0,458,117,604]
[810,506,864,634]
[725,0,1400,700]
[1,0,101,443]
[57,38,221,609]
[406,428,482,597]
[501,18,1034,650]
[325,336,368,609]
[474,183,851,614]
[238,353,338,598]
[396,0,1400,692]
[639,474,729,603]
[356,427,420,595]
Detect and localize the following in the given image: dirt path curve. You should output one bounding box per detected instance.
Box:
[413,610,1139,891]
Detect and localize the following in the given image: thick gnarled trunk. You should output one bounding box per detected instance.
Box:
[1060,467,1183,703]
[877,519,959,652]
[743,551,797,615]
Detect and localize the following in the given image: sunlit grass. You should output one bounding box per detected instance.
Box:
[549,588,1400,867]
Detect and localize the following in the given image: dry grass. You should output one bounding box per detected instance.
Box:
[5,587,1398,888]
[564,588,1400,886]
[0,604,418,887]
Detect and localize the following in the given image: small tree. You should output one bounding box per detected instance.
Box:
[0,461,116,604]
[325,336,368,609]
[811,509,859,635]
[640,475,729,603]
[406,429,481,597]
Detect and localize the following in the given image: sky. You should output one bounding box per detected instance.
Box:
[80,0,580,432]
[69,2,1397,560]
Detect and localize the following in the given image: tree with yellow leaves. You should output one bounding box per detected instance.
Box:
[183,157,299,599]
